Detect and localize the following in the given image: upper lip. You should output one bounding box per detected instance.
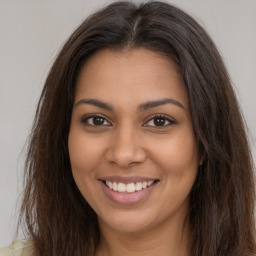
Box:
[98,176,159,184]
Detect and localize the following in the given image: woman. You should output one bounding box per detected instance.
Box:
[1,1,255,255]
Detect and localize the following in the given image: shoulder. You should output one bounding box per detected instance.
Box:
[0,240,34,256]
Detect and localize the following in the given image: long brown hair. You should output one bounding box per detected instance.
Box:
[19,1,256,255]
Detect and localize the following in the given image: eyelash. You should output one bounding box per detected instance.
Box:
[81,114,111,127]
[143,114,176,127]
[80,114,176,128]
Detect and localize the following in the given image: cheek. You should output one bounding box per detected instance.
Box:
[69,128,104,167]
[68,131,102,204]
[155,130,198,209]
[150,128,199,177]
[68,129,103,182]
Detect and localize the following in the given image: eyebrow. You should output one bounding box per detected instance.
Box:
[75,98,185,111]
[75,99,113,111]
[139,98,185,111]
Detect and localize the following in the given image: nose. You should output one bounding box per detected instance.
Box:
[105,126,147,168]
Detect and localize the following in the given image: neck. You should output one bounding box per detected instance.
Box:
[96,215,190,256]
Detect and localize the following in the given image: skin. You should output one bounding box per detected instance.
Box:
[68,48,200,256]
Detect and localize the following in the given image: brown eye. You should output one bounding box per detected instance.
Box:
[92,116,105,125]
[144,115,175,127]
[153,117,166,126]
[82,115,111,126]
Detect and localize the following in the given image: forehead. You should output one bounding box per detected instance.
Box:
[75,48,188,109]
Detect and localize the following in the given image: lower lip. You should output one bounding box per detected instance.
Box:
[100,181,157,205]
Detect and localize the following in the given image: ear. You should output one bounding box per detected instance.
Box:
[198,150,205,166]
[198,141,205,166]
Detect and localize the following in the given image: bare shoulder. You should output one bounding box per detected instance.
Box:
[0,240,34,256]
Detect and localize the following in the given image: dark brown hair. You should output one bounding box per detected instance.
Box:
[19,1,255,255]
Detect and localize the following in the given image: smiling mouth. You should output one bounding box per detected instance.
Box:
[101,180,159,193]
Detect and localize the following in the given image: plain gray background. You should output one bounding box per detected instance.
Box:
[0,0,255,246]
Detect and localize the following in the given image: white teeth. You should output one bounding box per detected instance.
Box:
[117,183,126,192]
[106,181,113,189]
[127,183,136,193]
[113,182,118,191]
[105,180,155,193]
[135,182,143,191]
[147,181,153,186]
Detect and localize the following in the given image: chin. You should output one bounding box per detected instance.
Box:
[98,210,156,234]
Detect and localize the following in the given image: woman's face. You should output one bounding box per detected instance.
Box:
[68,48,199,234]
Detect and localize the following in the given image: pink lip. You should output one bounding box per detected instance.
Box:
[99,180,158,205]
